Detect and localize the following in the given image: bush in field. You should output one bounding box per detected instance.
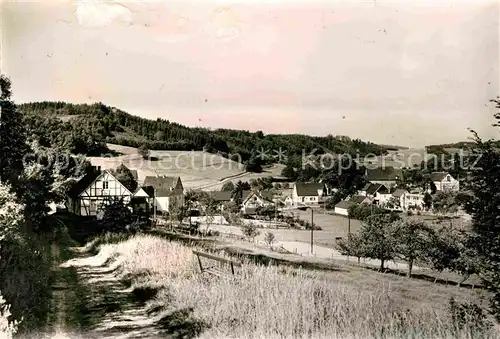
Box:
[449,298,492,334]
[138,144,149,159]
[264,232,275,246]
[242,223,260,241]
[335,234,365,264]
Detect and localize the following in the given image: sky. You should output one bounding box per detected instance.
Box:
[2,0,499,148]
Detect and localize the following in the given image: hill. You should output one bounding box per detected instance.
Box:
[19,101,389,162]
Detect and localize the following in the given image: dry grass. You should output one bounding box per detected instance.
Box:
[93,235,498,339]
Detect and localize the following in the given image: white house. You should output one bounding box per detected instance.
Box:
[359,183,391,206]
[390,189,425,211]
[292,182,325,206]
[334,195,371,216]
[67,166,133,217]
[137,176,184,214]
[241,191,274,214]
[430,172,460,192]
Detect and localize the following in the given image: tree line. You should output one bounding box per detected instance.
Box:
[18,101,388,164]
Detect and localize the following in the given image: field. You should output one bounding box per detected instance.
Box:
[88,144,284,189]
[358,148,429,169]
[87,234,497,339]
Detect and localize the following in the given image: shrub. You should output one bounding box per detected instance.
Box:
[264,232,275,246]
[449,298,492,334]
[242,223,260,241]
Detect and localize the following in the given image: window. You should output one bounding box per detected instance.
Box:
[447,176,451,182]
[103,181,109,189]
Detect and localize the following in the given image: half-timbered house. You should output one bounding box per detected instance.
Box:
[67,166,133,217]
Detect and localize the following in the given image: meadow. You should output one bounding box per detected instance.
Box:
[93,234,497,339]
[87,144,284,189]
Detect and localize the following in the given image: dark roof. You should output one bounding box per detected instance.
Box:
[143,176,180,197]
[350,195,369,204]
[361,183,372,191]
[335,200,357,209]
[68,167,101,199]
[209,191,232,202]
[430,172,449,181]
[392,189,408,198]
[365,183,388,195]
[295,183,324,196]
[366,167,403,182]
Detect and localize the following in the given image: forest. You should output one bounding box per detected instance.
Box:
[19,101,389,161]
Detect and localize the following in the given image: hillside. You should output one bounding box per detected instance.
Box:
[19,101,389,161]
[89,143,285,189]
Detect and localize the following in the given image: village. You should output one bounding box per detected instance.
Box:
[2,1,499,338]
[63,160,462,224]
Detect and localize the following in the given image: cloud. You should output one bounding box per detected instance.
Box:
[76,1,132,27]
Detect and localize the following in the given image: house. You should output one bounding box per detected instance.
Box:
[390,189,408,210]
[292,182,326,206]
[405,193,425,210]
[334,195,371,216]
[131,186,155,214]
[138,176,184,214]
[365,166,403,188]
[241,191,274,215]
[208,191,232,204]
[282,195,294,207]
[67,166,133,217]
[430,172,460,192]
[390,189,425,211]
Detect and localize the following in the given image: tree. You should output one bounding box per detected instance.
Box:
[100,198,133,233]
[231,181,250,205]
[221,181,235,192]
[462,100,500,320]
[423,192,433,210]
[433,190,459,214]
[429,180,437,194]
[0,75,28,190]
[357,214,397,270]
[392,218,434,277]
[138,144,149,159]
[244,157,263,173]
[169,204,187,227]
[281,163,297,180]
[154,130,165,141]
[426,224,462,283]
[264,232,275,246]
[111,164,138,192]
[242,223,260,242]
[201,196,218,232]
[335,233,365,264]
[184,189,199,227]
[384,196,401,210]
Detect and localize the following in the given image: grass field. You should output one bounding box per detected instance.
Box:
[88,144,284,189]
[94,234,497,339]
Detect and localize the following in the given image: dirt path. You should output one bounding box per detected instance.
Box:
[47,245,169,339]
